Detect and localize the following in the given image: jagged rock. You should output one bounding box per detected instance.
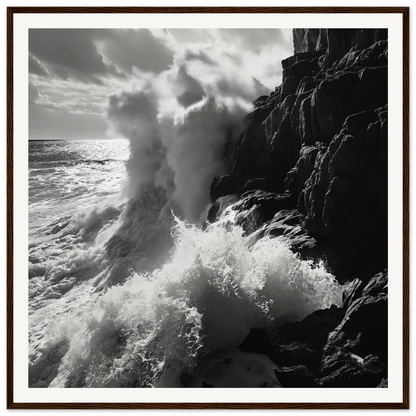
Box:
[311,67,387,144]
[325,290,388,363]
[282,58,319,81]
[240,306,344,375]
[362,270,388,297]
[207,194,240,223]
[289,91,314,148]
[318,352,386,387]
[242,177,285,194]
[277,343,320,371]
[210,174,244,202]
[284,143,327,197]
[293,29,328,53]
[323,29,387,68]
[378,378,388,388]
[318,270,388,386]
[232,190,297,234]
[252,209,318,258]
[287,306,345,351]
[342,278,363,310]
[223,35,386,199]
[253,95,269,108]
[334,40,387,72]
[296,108,387,273]
[225,103,274,179]
[274,365,318,387]
[208,30,388,388]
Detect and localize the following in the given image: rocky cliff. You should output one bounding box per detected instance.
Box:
[208,29,388,387]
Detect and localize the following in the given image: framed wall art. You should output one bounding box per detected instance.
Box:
[7,6,409,409]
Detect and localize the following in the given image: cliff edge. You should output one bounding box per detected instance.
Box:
[208,29,388,388]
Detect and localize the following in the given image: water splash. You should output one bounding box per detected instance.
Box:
[30,213,342,388]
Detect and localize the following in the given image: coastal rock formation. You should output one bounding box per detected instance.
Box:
[211,28,387,278]
[239,270,387,387]
[208,29,388,387]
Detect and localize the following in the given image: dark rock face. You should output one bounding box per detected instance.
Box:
[212,28,387,280]
[293,29,328,54]
[233,190,296,230]
[294,107,388,274]
[210,174,244,202]
[208,29,388,387]
[252,209,318,258]
[239,270,387,387]
[207,194,240,223]
[319,270,388,387]
[293,29,387,68]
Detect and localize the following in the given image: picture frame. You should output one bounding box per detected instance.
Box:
[2,2,414,415]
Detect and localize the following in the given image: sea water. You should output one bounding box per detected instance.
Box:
[28,139,342,388]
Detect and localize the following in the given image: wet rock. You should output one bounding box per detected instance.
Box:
[240,306,344,376]
[318,352,386,387]
[232,190,297,234]
[252,209,319,259]
[342,278,363,310]
[288,306,345,351]
[318,270,388,386]
[208,30,389,388]
[378,378,388,388]
[207,194,240,223]
[277,343,320,371]
[362,270,388,297]
[210,174,244,202]
[195,349,282,388]
[326,293,388,361]
[274,365,318,387]
[242,177,284,194]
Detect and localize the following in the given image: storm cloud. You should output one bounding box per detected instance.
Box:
[29,27,292,149]
[104,29,293,219]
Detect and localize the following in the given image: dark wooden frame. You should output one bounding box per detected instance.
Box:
[7,6,409,410]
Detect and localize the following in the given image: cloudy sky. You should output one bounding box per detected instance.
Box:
[29,28,293,140]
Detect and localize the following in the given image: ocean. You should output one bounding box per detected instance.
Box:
[28,139,342,388]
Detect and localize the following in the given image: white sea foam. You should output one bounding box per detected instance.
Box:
[30,211,342,388]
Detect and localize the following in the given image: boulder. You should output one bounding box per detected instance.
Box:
[318,270,388,386]
[318,352,386,387]
[207,194,240,223]
[252,209,319,259]
[274,365,318,387]
[210,174,244,202]
[232,190,297,234]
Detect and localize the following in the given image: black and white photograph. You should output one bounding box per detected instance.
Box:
[26,26,391,390]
